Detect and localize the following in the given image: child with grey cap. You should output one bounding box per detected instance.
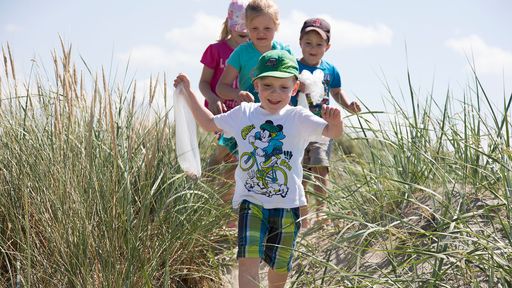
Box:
[292,17,361,223]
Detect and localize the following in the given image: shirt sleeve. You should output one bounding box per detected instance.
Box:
[200,43,217,70]
[295,107,328,142]
[329,65,342,89]
[213,105,242,138]
[226,46,241,71]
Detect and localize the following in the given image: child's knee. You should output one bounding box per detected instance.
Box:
[238,257,260,271]
[313,166,329,178]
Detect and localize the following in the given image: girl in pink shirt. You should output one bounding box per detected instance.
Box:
[198,0,248,216]
[199,0,249,114]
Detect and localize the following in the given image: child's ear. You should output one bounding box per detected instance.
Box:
[292,80,300,95]
[325,43,331,52]
[253,80,260,92]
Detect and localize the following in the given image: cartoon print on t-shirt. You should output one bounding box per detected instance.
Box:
[239,120,293,198]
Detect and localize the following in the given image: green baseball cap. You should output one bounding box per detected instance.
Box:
[252,50,299,82]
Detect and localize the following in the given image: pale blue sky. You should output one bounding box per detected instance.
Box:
[1,0,511,114]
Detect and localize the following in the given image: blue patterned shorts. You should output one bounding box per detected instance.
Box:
[237,200,301,272]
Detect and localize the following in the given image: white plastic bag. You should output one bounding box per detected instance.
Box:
[297,69,325,109]
[297,69,330,143]
[174,83,202,178]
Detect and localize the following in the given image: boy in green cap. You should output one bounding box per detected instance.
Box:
[173,50,343,288]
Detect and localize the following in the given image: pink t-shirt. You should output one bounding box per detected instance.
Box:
[200,40,238,111]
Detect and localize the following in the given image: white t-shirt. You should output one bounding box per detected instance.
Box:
[214,102,327,209]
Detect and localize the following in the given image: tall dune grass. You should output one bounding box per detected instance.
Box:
[0,43,235,287]
[291,68,512,287]
[1,42,511,287]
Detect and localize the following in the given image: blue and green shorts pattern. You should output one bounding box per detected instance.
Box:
[218,134,238,157]
[237,200,301,273]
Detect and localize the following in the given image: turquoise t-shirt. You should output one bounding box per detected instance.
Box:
[227,40,292,103]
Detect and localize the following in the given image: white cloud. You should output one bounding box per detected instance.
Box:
[278,11,393,50]
[334,21,393,47]
[4,24,22,33]
[116,11,221,119]
[164,12,222,51]
[117,45,195,70]
[446,34,512,75]
[117,12,223,81]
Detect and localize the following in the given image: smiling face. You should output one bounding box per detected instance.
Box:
[247,13,277,52]
[299,31,330,66]
[254,76,299,114]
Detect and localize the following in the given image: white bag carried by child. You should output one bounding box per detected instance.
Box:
[174,83,202,178]
[297,69,325,109]
[297,69,330,143]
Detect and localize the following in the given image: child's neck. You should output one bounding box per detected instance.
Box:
[254,42,273,54]
[259,103,287,115]
[299,57,321,67]
[226,37,237,49]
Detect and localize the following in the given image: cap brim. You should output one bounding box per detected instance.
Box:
[253,71,297,82]
[304,27,328,40]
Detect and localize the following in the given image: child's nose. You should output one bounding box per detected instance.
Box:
[269,87,280,94]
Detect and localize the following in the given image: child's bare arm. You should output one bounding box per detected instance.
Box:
[174,73,220,133]
[321,105,344,139]
[330,87,361,114]
[199,66,226,115]
[216,65,255,103]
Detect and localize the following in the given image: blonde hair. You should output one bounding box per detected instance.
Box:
[245,0,279,28]
[219,19,230,41]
